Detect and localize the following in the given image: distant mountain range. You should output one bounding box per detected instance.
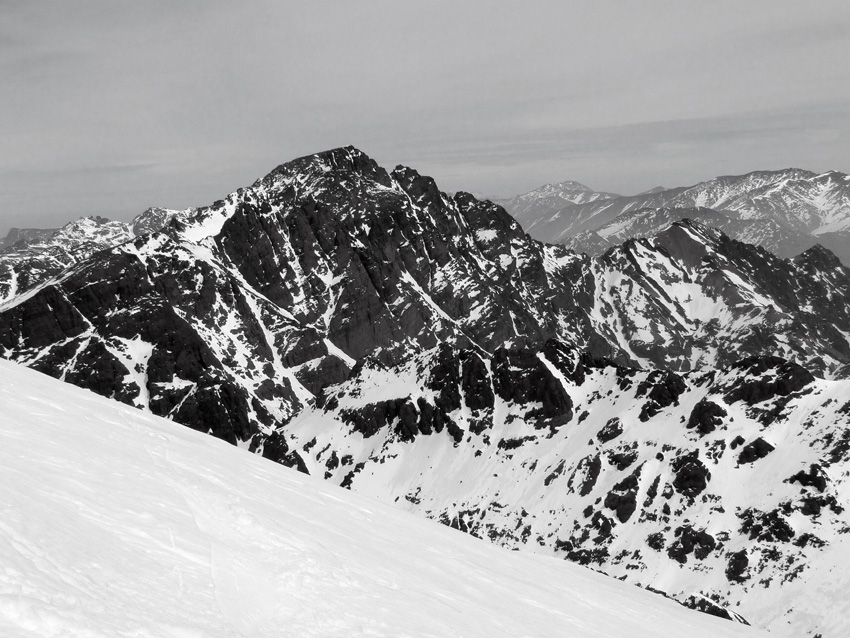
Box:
[0,208,189,305]
[495,169,850,264]
[1,148,849,636]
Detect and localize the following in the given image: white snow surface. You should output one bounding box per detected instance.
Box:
[0,360,765,638]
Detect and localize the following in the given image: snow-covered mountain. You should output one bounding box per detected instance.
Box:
[500,169,850,264]
[0,208,190,305]
[0,149,847,451]
[1,147,849,635]
[0,227,59,252]
[494,180,619,230]
[1,359,766,637]
[562,207,825,261]
[290,345,850,636]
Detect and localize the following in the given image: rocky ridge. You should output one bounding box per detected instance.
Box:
[0,208,190,305]
[288,343,850,636]
[499,169,850,265]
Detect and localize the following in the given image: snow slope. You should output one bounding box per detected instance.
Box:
[0,360,765,638]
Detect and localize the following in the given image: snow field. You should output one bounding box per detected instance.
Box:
[0,360,766,637]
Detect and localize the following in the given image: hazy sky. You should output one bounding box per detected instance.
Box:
[2,1,849,234]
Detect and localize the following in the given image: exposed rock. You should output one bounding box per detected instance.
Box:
[637,370,687,421]
[672,452,710,498]
[787,464,828,493]
[687,399,727,435]
[737,437,775,465]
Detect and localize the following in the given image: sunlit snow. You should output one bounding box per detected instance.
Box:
[0,360,766,638]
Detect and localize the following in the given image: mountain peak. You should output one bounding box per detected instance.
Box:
[259,146,392,190]
[793,243,844,271]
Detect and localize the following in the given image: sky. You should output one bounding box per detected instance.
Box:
[1,0,849,234]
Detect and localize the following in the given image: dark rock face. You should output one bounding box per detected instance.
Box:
[680,595,748,624]
[737,437,775,465]
[687,399,727,435]
[788,464,828,492]
[491,347,573,429]
[0,212,182,305]
[597,417,623,443]
[722,357,815,406]
[327,342,577,445]
[739,508,795,543]
[637,370,687,421]
[726,550,750,583]
[672,452,710,498]
[570,454,602,497]
[666,526,717,564]
[2,148,849,467]
[604,466,641,522]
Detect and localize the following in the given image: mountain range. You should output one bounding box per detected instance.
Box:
[1,147,849,636]
[496,169,850,265]
[0,208,189,305]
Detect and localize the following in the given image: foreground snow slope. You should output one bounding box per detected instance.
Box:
[0,360,764,638]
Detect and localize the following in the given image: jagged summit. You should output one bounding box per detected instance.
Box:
[499,166,850,264]
[258,145,393,191]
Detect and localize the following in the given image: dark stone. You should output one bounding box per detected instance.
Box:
[543,460,565,487]
[460,350,494,411]
[636,370,687,421]
[666,526,716,564]
[726,550,749,582]
[570,454,602,497]
[643,475,661,508]
[428,344,462,413]
[738,508,795,543]
[723,356,815,406]
[672,451,710,498]
[604,468,641,523]
[737,437,775,465]
[491,347,573,429]
[597,417,623,443]
[686,399,727,435]
[680,596,748,624]
[646,532,665,551]
[787,464,828,493]
[606,448,638,471]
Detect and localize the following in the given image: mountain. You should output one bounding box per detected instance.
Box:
[562,207,825,261]
[0,208,190,305]
[499,169,850,264]
[1,147,849,635]
[0,226,59,251]
[291,345,850,636]
[1,359,767,637]
[494,180,619,233]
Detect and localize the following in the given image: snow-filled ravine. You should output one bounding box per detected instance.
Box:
[0,360,765,638]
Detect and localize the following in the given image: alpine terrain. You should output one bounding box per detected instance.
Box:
[0,208,190,305]
[1,147,849,636]
[496,170,850,265]
[0,358,767,637]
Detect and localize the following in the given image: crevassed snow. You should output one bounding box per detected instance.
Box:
[0,360,765,638]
